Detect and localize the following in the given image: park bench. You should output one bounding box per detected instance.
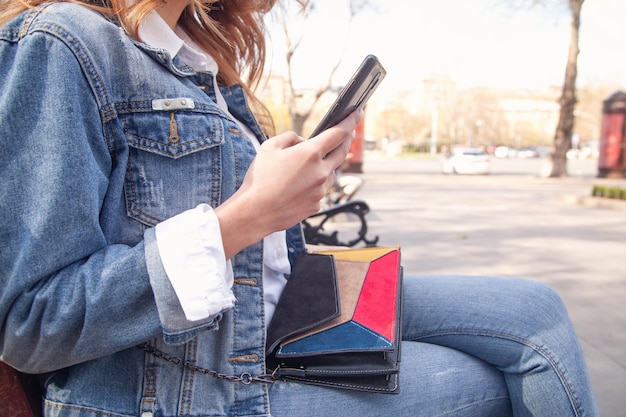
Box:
[303,200,378,247]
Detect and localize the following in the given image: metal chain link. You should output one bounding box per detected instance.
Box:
[140,343,275,385]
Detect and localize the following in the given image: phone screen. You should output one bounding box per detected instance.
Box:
[310,55,386,138]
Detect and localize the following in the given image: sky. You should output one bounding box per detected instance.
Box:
[265,0,626,101]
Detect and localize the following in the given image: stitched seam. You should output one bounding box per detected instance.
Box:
[284,375,398,393]
[21,21,115,122]
[45,400,133,417]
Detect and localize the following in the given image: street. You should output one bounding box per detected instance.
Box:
[353,154,626,416]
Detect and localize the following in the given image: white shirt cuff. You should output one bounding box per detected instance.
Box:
[155,204,236,321]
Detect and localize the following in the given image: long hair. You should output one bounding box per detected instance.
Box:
[0,0,292,135]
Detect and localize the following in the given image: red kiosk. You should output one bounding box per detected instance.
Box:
[598,91,626,178]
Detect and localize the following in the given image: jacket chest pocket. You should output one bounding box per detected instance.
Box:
[121,109,225,226]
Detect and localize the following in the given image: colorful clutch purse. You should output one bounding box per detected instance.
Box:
[266,246,402,394]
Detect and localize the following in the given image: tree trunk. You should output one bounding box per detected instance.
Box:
[291,113,307,136]
[549,0,584,177]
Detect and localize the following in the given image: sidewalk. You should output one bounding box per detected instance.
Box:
[355,155,625,416]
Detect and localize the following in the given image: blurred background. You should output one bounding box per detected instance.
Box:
[258,0,626,177]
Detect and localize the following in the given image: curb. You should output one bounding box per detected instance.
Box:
[562,195,626,211]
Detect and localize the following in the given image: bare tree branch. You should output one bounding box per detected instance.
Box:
[277,0,373,135]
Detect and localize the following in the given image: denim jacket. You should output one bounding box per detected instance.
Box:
[0,3,304,416]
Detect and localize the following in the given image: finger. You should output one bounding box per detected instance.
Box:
[309,109,362,157]
[322,131,354,168]
[326,169,336,189]
[264,131,305,150]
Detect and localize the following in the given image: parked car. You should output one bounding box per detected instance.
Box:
[494,146,513,158]
[516,146,540,158]
[441,148,491,175]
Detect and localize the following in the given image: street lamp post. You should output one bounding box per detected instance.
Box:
[430,103,439,155]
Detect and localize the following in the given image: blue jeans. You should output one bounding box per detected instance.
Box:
[269,275,599,416]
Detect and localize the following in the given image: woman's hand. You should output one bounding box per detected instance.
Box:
[215,110,363,259]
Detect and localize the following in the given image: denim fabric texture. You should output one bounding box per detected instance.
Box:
[0,3,598,417]
[0,3,304,416]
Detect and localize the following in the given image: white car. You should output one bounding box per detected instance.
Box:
[441,148,491,175]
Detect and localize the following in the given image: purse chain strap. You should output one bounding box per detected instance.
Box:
[139,343,276,385]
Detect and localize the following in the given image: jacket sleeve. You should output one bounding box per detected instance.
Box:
[0,19,215,374]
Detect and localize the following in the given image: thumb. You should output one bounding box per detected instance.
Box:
[263,131,305,150]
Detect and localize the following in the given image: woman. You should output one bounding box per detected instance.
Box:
[0,0,599,415]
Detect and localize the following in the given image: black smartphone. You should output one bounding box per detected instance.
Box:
[309,55,386,138]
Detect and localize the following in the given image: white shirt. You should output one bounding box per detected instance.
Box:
[138,11,290,325]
